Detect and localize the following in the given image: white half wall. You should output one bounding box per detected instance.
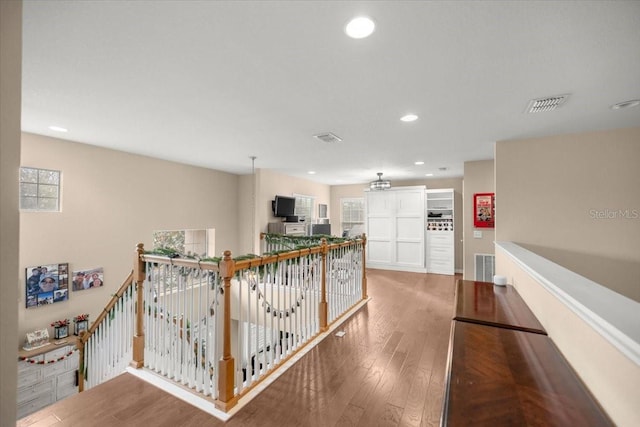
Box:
[496,242,640,427]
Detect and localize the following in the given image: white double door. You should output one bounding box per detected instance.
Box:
[366,187,426,272]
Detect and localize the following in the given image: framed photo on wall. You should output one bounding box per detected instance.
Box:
[474,193,495,228]
[25,263,69,308]
[72,267,104,291]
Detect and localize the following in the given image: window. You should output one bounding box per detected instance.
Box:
[19,167,61,211]
[153,229,215,257]
[340,198,365,236]
[294,194,315,222]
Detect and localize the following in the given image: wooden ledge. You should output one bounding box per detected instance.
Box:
[453,279,546,334]
[442,321,612,426]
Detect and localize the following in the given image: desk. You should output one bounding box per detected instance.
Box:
[442,321,612,426]
[454,279,546,334]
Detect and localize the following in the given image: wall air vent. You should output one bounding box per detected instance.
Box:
[526,94,570,113]
[475,253,495,282]
[313,132,342,143]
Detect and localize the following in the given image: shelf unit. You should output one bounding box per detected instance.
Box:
[426,189,455,275]
[17,339,79,419]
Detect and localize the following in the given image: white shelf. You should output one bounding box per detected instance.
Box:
[425,189,454,275]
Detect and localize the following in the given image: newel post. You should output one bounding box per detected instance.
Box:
[130,243,145,369]
[361,233,368,299]
[77,331,85,392]
[217,250,238,409]
[319,238,328,332]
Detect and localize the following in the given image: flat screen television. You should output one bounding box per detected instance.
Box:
[272,195,296,217]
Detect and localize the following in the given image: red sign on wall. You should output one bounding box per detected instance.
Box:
[474,193,495,228]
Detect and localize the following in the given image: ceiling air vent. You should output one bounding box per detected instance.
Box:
[526,94,570,113]
[313,132,342,143]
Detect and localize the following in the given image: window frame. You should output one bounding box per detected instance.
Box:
[293,194,315,222]
[340,197,365,235]
[19,167,62,212]
[152,228,215,258]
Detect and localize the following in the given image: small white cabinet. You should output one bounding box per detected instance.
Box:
[268,222,306,236]
[366,186,426,272]
[426,189,455,275]
[17,341,79,419]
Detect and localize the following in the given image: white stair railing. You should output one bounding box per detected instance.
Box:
[231,251,323,395]
[79,235,367,411]
[79,272,136,390]
[142,261,222,398]
[326,240,364,324]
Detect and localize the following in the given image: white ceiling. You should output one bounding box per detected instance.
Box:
[21,1,640,185]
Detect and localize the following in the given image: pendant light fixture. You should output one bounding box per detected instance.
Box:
[370,172,391,190]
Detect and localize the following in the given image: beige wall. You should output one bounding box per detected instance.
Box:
[19,133,240,342]
[495,128,640,301]
[256,169,331,240]
[1,0,22,422]
[330,178,464,271]
[463,160,495,279]
[238,173,255,254]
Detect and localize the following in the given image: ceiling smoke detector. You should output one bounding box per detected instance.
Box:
[313,132,343,143]
[526,94,570,113]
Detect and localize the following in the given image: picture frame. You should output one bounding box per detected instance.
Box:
[25,263,69,308]
[474,193,495,228]
[54,325,69,340]
[72,267,104,291]
[74,320,88,336]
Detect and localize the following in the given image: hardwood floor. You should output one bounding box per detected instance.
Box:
[18,270,457,427]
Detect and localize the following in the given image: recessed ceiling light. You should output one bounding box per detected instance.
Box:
[415,161,424,165]
[611,99,640,110]
[425,173,434,177]
[345,16,375,39]
[400,114,418,122]
[48,126,68,132]
[308,171,316,175]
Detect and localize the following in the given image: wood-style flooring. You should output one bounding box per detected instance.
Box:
[18,269,457,427]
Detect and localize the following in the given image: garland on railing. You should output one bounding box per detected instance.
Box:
[21,349,77,364]
[263,233,357,253]
[143,236,362,317]
[244,271,313,319]
[145,235,361,264]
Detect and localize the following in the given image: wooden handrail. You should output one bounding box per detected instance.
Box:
[138,238,364,273]
[141,254,222,270]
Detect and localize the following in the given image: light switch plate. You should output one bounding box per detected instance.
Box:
[474,230,483,238]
